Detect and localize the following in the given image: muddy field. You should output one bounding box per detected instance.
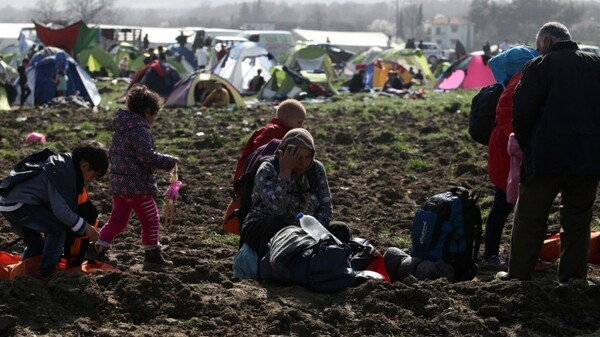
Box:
[1,88,600,337]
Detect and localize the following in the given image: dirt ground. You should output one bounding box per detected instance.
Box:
[1,94,600,337]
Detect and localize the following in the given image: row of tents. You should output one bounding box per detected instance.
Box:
[0,41,498,110]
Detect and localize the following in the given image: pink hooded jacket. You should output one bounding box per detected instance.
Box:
[506,132,522,204]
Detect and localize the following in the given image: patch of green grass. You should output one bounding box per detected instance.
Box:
[394,141,417,154]
[407,159,433,172]
[201,233,239,247]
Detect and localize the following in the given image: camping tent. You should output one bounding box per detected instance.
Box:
[0,59,18,110]
[127,59,181,98]
[284,45,336,79]
[435,54,495,90]
[78,46,119,77]
[17,47,101,106]
[212,41,275,94]
[377,48,435,83]
[258,65,337,100]
[165,71,244,108]
[364,60,412,89]
[109,42,140,71]
[167,44,197,68]
[343,46,383,76]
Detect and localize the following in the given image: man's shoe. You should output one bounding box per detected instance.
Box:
[495,271,515,281]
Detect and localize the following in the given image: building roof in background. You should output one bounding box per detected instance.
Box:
[292,29,392,52]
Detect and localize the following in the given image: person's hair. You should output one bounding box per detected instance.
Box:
[257,69,262,74]
[22,58,29,64]
[276,99,306,120]
[126,84,164,116]
[538,22,571,42]
[58,70,65,75]
[72,140,109,177]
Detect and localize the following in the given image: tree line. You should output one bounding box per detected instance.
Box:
[3,0,600,48]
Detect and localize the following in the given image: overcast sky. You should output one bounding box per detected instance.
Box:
[8,0,383,9]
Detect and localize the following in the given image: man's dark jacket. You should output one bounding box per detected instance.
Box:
[512,40,600,182]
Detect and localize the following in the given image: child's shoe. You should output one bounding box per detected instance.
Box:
[143,247,173,271]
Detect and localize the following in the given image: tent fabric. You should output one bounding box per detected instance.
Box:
[258,65,337,100]
[435,54,496,90]
[17,47,101,106]
[35,20,97,57]
[344,46,383,76]
[258,65,308,100]
[164,71,245,108]
[212,41,275,93]
[110,42,140,69]
[285,45,336,80]
[73,23,98,57]
[78,46,120,77]
[34,21,81,55]
[167,44,197,68]
[127,60,181,98]
[377,47,435,83]
[364,60,412,89]
[0,85,9,111]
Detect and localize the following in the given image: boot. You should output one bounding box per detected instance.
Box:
[86,244,118,267]
[143,247,173,271]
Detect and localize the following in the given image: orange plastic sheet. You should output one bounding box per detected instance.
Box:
[0,251,118,280]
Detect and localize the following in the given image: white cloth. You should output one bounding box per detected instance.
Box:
[196,47,208,67]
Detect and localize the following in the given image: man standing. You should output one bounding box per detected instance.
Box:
[17,58,30,107]
[196,45,208,70]
[499,22,600,282]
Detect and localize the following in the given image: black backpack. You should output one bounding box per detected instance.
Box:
[469,83,503,146]
[410,187,483,282]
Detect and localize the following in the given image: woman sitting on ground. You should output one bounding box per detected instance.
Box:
[241,128,351,262]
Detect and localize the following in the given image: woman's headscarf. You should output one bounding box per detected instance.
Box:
[278,128,315,155]
[489,45,539,88]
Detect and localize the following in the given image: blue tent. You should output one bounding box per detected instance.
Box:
[167,45,197,68]
[17,47,101,106]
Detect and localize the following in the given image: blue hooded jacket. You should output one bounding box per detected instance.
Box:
[489,46,539,88]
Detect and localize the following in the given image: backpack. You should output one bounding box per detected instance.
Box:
[410,186,482,282]
[222,139,282,236]
[259,225,355,293]
[468,83,503,146]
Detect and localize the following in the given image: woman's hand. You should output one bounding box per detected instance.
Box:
[278,146,299,180]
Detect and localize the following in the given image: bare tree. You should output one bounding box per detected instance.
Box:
[65,0,116,23]
[32,0,63,24]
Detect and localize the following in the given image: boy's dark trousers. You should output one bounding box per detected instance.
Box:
[2,204,67,277]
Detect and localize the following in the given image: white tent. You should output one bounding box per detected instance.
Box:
[292,29,394,53]
[212,41,275,94]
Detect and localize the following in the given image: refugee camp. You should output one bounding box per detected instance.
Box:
[2,0,600,336]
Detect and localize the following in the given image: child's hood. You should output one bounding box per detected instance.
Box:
[113,108,149,134]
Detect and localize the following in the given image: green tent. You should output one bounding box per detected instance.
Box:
[72,23,98,57]
[79,46,120,77]
[258,65,337,100]
[111,42,140,70]
[377,48,436,84]
[0,59,17,110]
[130,54,189,76]
[284,45,336,79]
